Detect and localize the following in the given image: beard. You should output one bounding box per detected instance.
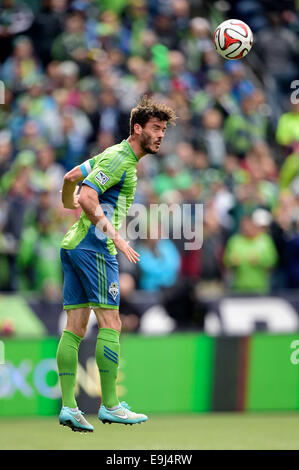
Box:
[140,130,159,154]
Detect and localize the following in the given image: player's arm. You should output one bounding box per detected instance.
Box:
[61,165,84,209]
[61,155,97,209]
[78,184,140,264]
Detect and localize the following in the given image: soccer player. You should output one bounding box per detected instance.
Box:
[57,96,176,432]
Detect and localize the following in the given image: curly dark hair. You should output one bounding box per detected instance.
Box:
[129,95,177,135]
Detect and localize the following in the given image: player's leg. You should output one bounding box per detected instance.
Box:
[57,307,90,409]
[70,248,147,424]
[70,248,122,409]
[57,248,93,432]
[57,307,94,432]
[94,306,148,425]
[93,307,121,409]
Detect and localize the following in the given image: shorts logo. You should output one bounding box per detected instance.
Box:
[95,171,110,185]
[109,282,119,301]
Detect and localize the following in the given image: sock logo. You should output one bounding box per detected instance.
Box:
[103,346,118,364]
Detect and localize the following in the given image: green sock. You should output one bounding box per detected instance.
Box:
[56,329,82,409]
[96,328,120,409]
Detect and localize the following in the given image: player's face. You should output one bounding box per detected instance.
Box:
[139,118,167,154]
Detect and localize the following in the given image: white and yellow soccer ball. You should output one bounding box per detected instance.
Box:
[213,19,253,60]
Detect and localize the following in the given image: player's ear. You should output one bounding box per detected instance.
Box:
[134,123,143,135]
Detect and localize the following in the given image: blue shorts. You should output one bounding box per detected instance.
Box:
[60,248,120,310]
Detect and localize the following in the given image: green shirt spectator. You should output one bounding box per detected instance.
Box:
[152,154,193,196]
[224,92,268,156]
[51,12,88,62]
[224,215,278,293]
[17,222,63,294]
[96,0,128,14]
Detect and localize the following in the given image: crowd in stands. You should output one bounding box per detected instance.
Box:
[0,0,298,329]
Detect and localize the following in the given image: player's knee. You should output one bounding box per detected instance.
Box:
[66,324,87,338]
[95,308,121,332]
[66,319,88,338]
[105,314,121,332]
[66,308,90,338]
[76,325,88,338]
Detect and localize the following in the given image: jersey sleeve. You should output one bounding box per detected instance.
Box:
[82,155,126,195]
[79,156,97,177]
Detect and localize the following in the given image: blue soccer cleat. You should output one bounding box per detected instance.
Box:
[59,407,94,432]
[98,401,148,425]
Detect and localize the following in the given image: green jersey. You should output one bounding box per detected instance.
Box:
[61,140,138,255]
[223,232,278,293]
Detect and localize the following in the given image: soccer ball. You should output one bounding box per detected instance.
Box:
[213,19,253,60]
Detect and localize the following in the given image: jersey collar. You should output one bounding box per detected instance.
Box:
[124,140,139,163]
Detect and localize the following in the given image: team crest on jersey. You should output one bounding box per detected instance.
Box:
[109,282,119,301]
[95,170,110,185]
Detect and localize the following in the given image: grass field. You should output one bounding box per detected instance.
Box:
[1,412,299,450]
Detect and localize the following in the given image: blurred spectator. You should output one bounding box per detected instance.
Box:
[97,88,120,137]
[51,10,90,72]
[228,181,263,234]
[223,214,278,293]
[224,90,269,157]
[137,219,181,291]
[58,60,81,108]
[199,202,225,286]
[224,61,255,106]
[222,153,248,192]
[16,119,47,153]
[55,107,92,170]
[211,179,235,231]
[13,76,59,144]
[198,108,226,168]
[34,145,65,194]
[152,152,193,197]
[183,17,212,74]
[168,49,197,95]
[17,191,64,298]
[271,190,299,289]
[29,0,68,66]
[171,0,190,40]
[0,0,34,62]
[0,156,34,290]
[1,35,42,93]
[153,13,178,50]
[87,130,115,157]
[255,11,299,113]
[191,70,239,125]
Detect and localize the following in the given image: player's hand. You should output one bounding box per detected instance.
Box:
[73,194,80,209]
[60,191,81,210]
[114,237,140,263]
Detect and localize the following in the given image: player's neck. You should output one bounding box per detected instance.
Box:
[126,136,147,160]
